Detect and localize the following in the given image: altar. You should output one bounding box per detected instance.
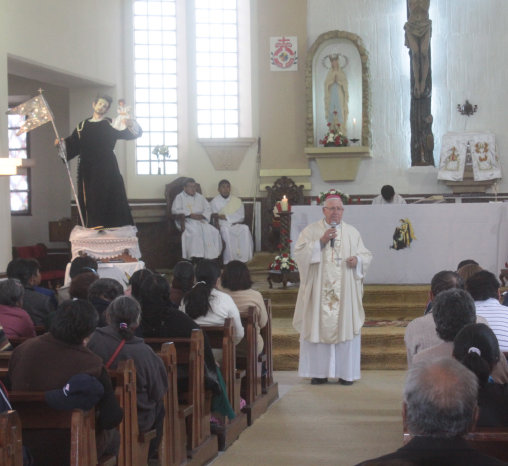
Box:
[290,203,508,284]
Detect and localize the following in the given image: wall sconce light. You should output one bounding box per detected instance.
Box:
[457,100,478,117]
[0,158,35,176]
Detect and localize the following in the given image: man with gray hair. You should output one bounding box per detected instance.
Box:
[357,357,508,465]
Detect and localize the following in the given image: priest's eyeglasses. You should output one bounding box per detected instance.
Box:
[323,207,344,212]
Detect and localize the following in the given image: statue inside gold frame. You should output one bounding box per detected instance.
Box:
[306,30,371,148]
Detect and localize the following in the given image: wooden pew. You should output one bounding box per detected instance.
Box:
[108,359,157,466]
[0,410,22,466]
[158,342,187,466]
[145,330,218,465]
[261,299,279,405]
[404,428,508,462]
[8,391,114,466]
[201,319,248,450]
[238,307,264,425]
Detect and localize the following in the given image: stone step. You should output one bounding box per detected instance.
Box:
[272,344,408,371]
[271,303,423,321]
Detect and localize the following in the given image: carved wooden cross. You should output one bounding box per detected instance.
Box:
[405,0,434,166]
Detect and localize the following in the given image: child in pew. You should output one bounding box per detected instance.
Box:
[137,273,235,421]
[87,295,168,462]
[453,323,508,427]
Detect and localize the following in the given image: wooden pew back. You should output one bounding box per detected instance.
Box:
[239,307,261,406]
[8,391,98,466]
[145,330,209,450]
[262,299,275,391]
[108,359,156,466]
[0,410,22,466]
[158,342,186,466]
[404,428,508,462]
[201,319,241,414]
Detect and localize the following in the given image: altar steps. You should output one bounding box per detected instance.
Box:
[247,252,428,371]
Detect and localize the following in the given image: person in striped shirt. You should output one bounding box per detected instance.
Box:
[466,270,508,353]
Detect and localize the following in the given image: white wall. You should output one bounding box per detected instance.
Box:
[0,0,12,271]
[308,0,508,196]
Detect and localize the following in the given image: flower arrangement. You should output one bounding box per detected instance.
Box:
[152,145,170,159]
[269,244,298,272]
[317,188,350,205]
[319,111,349,147]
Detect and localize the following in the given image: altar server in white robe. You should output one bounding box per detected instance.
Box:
[293,195,372,385]
[171,178,222,260]
[210,179,253,264]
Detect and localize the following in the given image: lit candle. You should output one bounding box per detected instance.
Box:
[352,118,357,139]
[281,195,289,212]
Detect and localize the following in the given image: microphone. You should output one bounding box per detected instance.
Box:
[330,221,337,248]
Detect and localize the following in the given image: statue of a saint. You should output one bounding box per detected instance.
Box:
[404,0,432,98]
[323,54,349,133]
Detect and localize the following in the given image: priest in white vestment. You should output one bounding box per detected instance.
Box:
[210,179,253,264]
[171,178,222,260]
[292,195,372,385]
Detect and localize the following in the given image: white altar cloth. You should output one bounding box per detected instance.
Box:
[290,204,508,284]
[64,261,145,289]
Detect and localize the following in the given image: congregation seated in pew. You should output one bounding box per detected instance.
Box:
[8,299,123,459]
[411,288,508,383]
[220,260,268,356]
[87,295,168,463]
[7,257,56,328]
[453,323,508,427]
[136,272,224,401]
[180,260,244,354]
[170,260,195,306]
[88,277,124,327]
[357,358,508,466]
[0,278,35,340]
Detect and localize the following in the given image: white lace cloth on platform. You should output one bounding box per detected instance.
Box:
[69,225,141,260]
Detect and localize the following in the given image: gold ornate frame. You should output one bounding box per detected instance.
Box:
[306,30,371,148]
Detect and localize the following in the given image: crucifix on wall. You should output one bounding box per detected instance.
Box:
[405,0,434,166]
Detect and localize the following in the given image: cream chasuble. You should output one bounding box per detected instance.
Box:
[292,219,372,345]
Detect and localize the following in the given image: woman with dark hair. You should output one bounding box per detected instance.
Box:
[181,260,244,346]
[138,273,234,419]
[170,260,195,306]
[137,273,220,390]
[220,260,268,355]
[0,278,36,339]
[9,299,123,458]
[127,267,153,301]
[88,296,167,461]
[453,323,508,426]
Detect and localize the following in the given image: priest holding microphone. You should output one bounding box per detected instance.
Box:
[292,193,372,385]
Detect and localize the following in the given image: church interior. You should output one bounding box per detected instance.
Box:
[2,0,508,465]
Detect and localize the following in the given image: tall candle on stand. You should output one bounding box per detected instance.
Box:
[352,118,357,141]
[281,195,289,211]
